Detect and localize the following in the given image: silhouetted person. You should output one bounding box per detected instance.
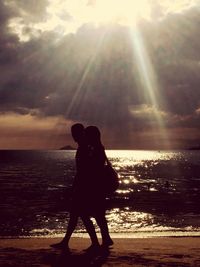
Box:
[84,126,113,247]
[51,123,99,251]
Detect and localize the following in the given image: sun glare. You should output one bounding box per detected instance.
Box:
[45,0,151,33]
[7,0,197,41]
[89,0,151,25]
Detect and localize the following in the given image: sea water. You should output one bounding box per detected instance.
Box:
[0,150,200,238]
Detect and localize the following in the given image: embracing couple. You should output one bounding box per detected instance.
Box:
[51,123,113,252]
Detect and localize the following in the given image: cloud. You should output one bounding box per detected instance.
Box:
[5,0,200,42]
[129,104,166,118]
[0,112,74,149]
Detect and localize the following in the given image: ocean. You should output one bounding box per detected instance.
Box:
[0,150,200,238]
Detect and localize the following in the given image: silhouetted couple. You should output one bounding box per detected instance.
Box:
[51,123,113,253]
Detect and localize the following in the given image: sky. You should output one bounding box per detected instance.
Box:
[0,0,200,149]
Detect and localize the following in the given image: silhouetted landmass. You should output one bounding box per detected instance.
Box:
[188,145,200,150]
[60,145,75,150]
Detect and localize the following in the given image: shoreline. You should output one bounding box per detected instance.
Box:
[1,230,200,239]
[0,237,200,266]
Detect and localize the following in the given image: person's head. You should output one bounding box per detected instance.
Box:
[71,123,84,144]
[85,125,101,146]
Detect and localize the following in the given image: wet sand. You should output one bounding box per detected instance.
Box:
[0,237,200,266]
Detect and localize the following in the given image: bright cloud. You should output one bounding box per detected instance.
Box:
[6,0,200,42]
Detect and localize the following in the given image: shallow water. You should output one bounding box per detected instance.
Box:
[0,150,200,237]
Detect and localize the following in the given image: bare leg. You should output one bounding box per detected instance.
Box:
[62,211,79,245]
[81,215,99,246]
[51,211,78,249]
[95,212,113,246]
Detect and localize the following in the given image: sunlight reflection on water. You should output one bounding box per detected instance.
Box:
[0,150,200,237]
[107,208,154,232]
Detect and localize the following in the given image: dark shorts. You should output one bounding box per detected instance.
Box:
[70,193,106,217]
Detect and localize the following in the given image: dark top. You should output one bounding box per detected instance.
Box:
[72,142,88,194]
[71,143,107,216]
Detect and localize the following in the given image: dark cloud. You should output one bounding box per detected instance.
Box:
[0,0,200,148]
[5,0,49,22]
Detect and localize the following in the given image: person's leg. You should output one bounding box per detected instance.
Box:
[62,211,79,245]
[95,211,113,247]
[81,215,99,247]
[51,211,78,249]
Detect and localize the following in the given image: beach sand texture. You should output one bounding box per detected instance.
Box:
[0,237,200,266]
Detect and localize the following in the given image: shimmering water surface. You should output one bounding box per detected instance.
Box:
[0,150,200,237]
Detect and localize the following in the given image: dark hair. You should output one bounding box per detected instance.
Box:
[85,126,101,145]
[71,123,84,133]
[71,123,84,142]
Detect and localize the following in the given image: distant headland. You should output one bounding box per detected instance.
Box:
[187,146,200,150]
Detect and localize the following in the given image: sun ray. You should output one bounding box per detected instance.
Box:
[130,26,170,148]
[64,28,107,118]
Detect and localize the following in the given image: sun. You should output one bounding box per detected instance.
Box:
[89,0,151,25]
[35,0,151,38]
[45,0,152,34]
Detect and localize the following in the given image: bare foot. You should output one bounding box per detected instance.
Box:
[84,244,101,253]
[102,238,114,247]
[50,241,69,251]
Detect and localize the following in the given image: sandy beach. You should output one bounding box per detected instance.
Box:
[0,237,200,266]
